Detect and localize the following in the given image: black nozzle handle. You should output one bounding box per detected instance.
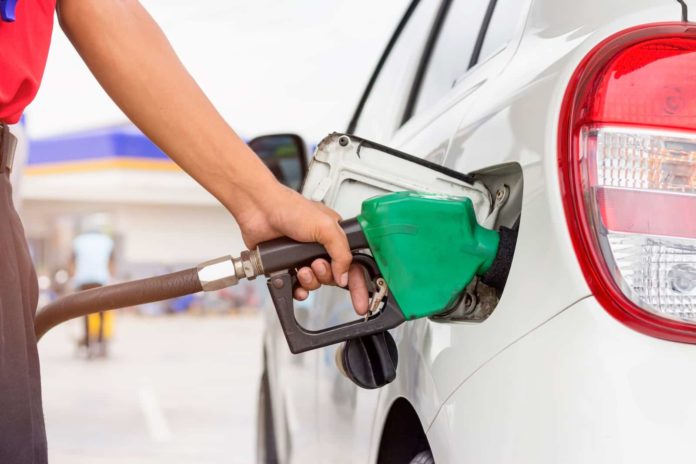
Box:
[257,217,369,275]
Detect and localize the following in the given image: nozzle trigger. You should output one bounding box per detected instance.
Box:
[365,277,388,321]
[267,253,405,354]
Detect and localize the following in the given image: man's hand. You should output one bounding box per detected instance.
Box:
[57,0,369,315]
[235,183,369,315]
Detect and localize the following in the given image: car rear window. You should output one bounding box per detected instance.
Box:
[411,0,490,116]
[354,0,441,141]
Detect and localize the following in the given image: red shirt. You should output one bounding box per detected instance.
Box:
[0,0,56,124]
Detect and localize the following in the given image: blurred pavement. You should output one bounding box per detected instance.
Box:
[39,313,263,464]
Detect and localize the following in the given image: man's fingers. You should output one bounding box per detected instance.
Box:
[316,219,351,287]
[294,287,309,301]
[310,259,334,285]
[297,267,321,291]
[348,263,369,315]
[293,263,370,314]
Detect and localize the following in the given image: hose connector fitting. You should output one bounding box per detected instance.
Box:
[197,249,264,291]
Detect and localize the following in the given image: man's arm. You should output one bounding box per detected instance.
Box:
[56,0,368,313]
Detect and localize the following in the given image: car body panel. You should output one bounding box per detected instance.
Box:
[262,0,688,462]
[428,296,696,464]
[379,0,684,447]
[419,0,686,407]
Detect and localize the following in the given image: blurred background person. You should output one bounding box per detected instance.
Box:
[69,214,115,358]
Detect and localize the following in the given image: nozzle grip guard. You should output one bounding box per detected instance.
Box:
[267,254,405,354]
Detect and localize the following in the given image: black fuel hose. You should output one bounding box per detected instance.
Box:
[35,268,202,341]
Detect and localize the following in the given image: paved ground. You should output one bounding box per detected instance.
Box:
[38,313,263,464]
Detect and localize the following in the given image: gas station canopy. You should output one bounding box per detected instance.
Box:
[24,125,218,206]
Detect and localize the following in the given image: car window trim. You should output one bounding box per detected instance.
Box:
[400,0,452,125]
[402,0,500,124]
[469,0,498,68]
[347,0,422,135]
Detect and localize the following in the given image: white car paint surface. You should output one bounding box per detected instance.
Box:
[261,0,693,463]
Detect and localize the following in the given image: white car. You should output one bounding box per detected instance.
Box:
[255,0,696,462]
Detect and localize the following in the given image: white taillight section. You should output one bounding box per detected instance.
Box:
[609,234,696,315]
[581,125,696,321]
[560,25,696,342]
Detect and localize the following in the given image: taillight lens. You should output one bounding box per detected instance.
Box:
[560,24,696,342]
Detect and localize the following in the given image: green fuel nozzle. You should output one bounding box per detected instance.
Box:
[256,191,502,355]
[358,191,500,320]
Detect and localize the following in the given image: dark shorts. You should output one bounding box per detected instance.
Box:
[0,172,47,463]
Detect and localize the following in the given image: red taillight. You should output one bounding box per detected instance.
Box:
[559,24,696,343]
